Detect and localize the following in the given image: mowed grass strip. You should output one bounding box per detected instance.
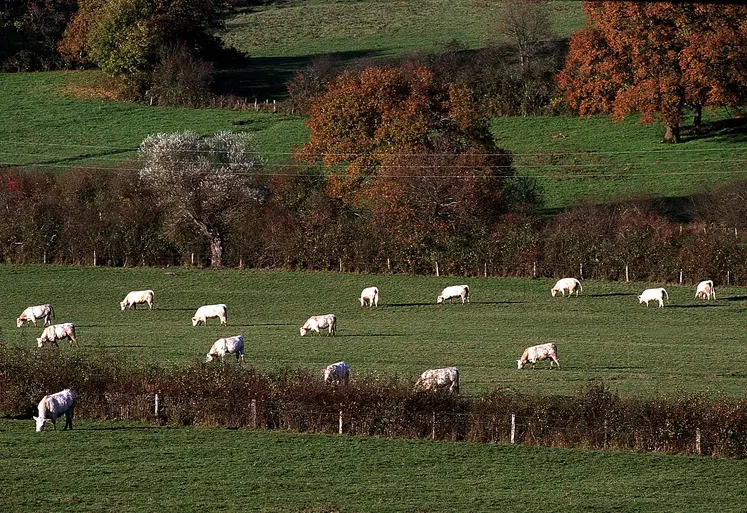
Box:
[1,419,744,513]
[2,265,746,397]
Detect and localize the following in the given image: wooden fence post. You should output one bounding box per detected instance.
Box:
[696,428,701,455]
[251,399,257,429]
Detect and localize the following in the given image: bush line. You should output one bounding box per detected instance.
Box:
[2,345,744,458]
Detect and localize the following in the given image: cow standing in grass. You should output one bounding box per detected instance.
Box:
[34,389,75,432]
[695,280,716,300]
[638,288,669,308]
[323,361,350,385]
[37,323,79,348]
[192,304,228,326]
[206,335,244,362]
[300,314,337,336]
[551,278,582,297]
[120,290,154,310]
[437,285,470,304]
[517,343,560,370]
[360,287,379,307]
[16,304,54,328]
[415,367,460,393]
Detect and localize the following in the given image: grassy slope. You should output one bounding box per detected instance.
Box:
[2,266,746,398]
[222,0,586,59]
[1,420,745,512]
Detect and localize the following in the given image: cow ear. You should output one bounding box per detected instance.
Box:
[33,416,39,421]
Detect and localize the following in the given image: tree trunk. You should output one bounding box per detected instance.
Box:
[662,124,680,144]
[693,105,702,129]
[209,233,222,268]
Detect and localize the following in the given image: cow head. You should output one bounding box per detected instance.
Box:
[551,288,558,297]
[120,301,128,311]
[517,359,525,369]
[192,317,200,327]
[437,296,444,304]
[206,353,215,362]
[36,337,44,347]
[33,416,48,432]
[300,327,308,337]
[637,295,643,304]
[16,317,24,328]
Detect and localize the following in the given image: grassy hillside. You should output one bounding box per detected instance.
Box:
[2,420,744,512]
[222,0,586,60]
[2,265,746,398]
[2,0,747,209]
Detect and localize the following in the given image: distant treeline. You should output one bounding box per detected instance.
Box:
[1,346,744,458]
[2,167,747,285]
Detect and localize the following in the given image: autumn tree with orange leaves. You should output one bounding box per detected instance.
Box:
[298,64,516,257]
[558,2,747,143]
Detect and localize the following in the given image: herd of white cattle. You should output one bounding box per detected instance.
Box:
[18,278,718,432]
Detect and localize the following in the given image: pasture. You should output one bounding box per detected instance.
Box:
[1,419,745,512]
[2,265,746,398]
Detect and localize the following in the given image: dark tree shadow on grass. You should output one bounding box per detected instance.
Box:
[667,304,724,309]
[681,117,747,145]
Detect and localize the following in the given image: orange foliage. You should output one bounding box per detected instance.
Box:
[558,1,747,142]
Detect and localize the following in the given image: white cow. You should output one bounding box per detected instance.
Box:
[34,389,75,432]
[414,367,460,393]
[120,290,154,310]
[16,304,54,328]
[551,278,582,297]
[437,285,470,304]
[360,286,379,307]
[517,343,560,370]
[322,361,350,385]
[192,304,227,326]
[37,323,79,348]
[695,280,716,301]
[638,287,669,308]
[206,335,244,362]
[300,314,337,337]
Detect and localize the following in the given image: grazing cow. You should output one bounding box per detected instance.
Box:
[360,286,379,307]
[16,304,54,328]
[638,288,669,308]
[437,285,470,304]
[206,335,244,362]
[415,367,460,393]
[517,343,560,370]
[551,278,582,297]
[120,290,154,310]
[322,361,350,385]
[34,389,75,432]
[192,304,227,326]
[695,280,716,301]
[300,314,337,337]
[37,323,79,348]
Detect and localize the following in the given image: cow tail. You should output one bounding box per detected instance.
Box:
[663,289,669,303]
[49,304,55,321]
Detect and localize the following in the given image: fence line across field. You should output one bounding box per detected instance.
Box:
[52,249,744,288]
[142,393,715,456]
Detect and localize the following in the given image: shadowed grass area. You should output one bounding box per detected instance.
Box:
[1,420,745,512]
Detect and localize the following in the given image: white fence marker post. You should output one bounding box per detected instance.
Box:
[510,414,516,444]
[339,410,343,435]
[435,261,439,277]
[625,265,629,282]
[432,411,436,440]
[679,268,683,284]
[696,428,701,455]
[154,393,159,416]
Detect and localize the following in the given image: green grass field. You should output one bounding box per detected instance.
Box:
[2,265,746,398]
[1,419,745,512]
